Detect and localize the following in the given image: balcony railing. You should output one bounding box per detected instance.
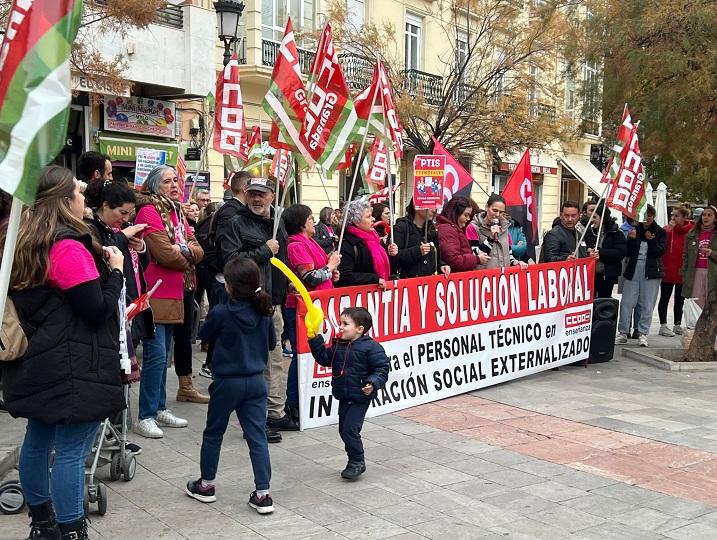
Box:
[91,0,183,29]
[262,40,314,75]
[338,53,373,91]
[581,118,600,136]
[402,69,443,106]
[529,103,557,120]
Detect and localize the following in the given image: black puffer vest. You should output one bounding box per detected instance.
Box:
[2,229,126,424]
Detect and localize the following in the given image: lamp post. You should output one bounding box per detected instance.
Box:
[214,0,245,67]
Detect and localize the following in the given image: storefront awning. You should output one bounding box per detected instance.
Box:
[98,134,179,166]
[558,155,605,198]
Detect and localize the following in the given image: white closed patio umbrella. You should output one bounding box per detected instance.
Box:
[655,182,669,226]
[645,182,654,206]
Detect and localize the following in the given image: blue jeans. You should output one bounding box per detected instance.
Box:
[19,420,99,523]
[200,375,271,490]
[139,323,173,420]
[284,307,299,408]
[619,264,661,336]
[338,400,371,462]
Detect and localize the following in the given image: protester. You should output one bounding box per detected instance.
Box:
[314,206,338,254]
[436,196,488,272]
[185,258,276,514]
[658,205,692,335]
[580,199,597,229]
[185,201,200,229]
[77,151,113,187]
[134,165,206,439]
[194,202,220,352]
[337,199,398,288]
[282,204,341,423]
[195,189,211,214]
[308,307,389,480]
[584,205,627,298]
[616,205,666,346]
[542,201,588,262]
[391,199,450,278]
[681,204,717,310]
[507,217,528,261]
[1,166,126,539]
[222,177,291,439]
[619,215,642,337]
[371,203,391,240]
[468,194,529,270]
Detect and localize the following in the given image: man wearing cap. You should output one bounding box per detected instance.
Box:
[222,177,296,438]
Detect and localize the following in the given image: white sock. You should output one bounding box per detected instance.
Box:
[200,478,214,488]
[256,489,270,497]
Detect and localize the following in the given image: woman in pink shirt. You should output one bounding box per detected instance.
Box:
[280,204,341,426]
[682,205,717,309]
[1,166,125,539]
[134,166,204,439]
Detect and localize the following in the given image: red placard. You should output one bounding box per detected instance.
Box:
[413,154,446,209]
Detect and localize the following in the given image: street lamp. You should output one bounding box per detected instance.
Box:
[214,0,245,67]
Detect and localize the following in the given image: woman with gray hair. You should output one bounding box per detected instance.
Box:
[134,165,206,439]
[337,199,398,288]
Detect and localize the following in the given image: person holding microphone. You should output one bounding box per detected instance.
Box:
[467,194,529,270]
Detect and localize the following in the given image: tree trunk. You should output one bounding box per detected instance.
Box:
[683,284,717,361]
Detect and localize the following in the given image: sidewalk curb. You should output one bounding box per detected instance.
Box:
[624,347,717,371]
[0,444,19,479]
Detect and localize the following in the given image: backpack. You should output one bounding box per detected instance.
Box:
[0,298,28,362]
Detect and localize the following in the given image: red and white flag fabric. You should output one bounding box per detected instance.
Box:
[176,151,189,202]
[607,124,648,221]
[368,182,400,204]
[300,23,358,171]
[354,61,404,159]
[616,104,633,146]
[501,149,537,260]
[431,137,473,202]
[270,148,292,189]
[360,137,389,188]
[336,144,354,171]
[262,18,311,162]
[212,53,248,160]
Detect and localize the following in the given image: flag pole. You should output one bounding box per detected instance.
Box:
[273,159,293,240]
[337,63,383,254]
[0,198,24,327]
[378,53,396,246]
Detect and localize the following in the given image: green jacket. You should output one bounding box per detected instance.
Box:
[681,227,717,298]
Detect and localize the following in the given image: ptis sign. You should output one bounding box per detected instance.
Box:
[413,154,446,209]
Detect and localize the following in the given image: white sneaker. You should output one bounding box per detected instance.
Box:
[615,333,628,344]
[135,418,164,439]
[674,325,683,335]
[639,334,649,347]
[157,409,188,428]
[659,325,675,337]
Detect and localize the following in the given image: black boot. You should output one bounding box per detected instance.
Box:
[59,517,89,540]
[26,501,61,540]
[341,460,366,480]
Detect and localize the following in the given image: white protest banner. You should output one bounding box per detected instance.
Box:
[134,148,167,190]
[296,260,595,429]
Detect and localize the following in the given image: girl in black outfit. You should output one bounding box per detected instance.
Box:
[584,206,627,298]
[391,199,451,278]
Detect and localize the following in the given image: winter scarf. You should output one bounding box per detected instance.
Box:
[347,225,391,280]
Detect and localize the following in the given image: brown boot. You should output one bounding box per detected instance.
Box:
[176,375,209,403]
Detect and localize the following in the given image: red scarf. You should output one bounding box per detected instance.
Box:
[347,225,390,280]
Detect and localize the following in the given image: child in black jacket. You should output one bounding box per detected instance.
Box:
[185,258,277,514]
[309,307,390,480]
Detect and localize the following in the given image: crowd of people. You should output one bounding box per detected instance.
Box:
[1,153,716,539]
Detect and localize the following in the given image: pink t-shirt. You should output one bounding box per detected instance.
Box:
[47,239,99,290]
[285,239,333,309]
[697,229,712,269]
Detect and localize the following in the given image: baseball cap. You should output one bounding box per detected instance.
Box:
[246,177,275,193]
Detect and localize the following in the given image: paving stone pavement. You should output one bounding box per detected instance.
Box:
[2,312,716,539]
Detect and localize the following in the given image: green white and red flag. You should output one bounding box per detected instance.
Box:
[212,53,248,161]
[607,123,648,221]
[360,137,388,189]
[270,148,292,189]
[0,0,82,204]
[262,18,311,164]
[354,60,404,159]
[300,23,358,172]
[600,104,632,185]
[241,125,270,172]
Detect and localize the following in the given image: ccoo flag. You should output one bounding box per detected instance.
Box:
[431,137,473,202]
[501,149,537,261]
[0,0,82,204]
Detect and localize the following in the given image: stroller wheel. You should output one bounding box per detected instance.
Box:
[109,452,122,482]
[96,483,107,516]
[0,481,26,514]
[122,453,136,482]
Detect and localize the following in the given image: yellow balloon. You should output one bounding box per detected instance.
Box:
[270,257,324,339]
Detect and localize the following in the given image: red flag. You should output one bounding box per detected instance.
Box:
[431,137,473,202]
[336,144,354,171]
[607,124,647,220]
[270,148,292,189]
[246,125,262,148]
[354,61,404,159]
[365,138,389,188]
[176,152,188,202]
[501,149,537,260]
[212,53,247,160]
[368,182,400,204]
[300,23,358,170]
[616,104,633,146]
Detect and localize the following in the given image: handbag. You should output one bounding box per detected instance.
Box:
[0,299,28,362]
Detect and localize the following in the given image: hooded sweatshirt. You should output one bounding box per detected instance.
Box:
[198,299,276,377]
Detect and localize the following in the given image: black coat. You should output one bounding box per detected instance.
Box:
[391,216,441,277]
[86,215,154,342]
[542,223,587,262]
[203,198,243,273]
[584,220,627,278]
[314,221,336,254]
[623,221,667,280]
[222,205,288,306]
[337,231,381,286]
[309,334,389,403]
[2,230,126,424]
